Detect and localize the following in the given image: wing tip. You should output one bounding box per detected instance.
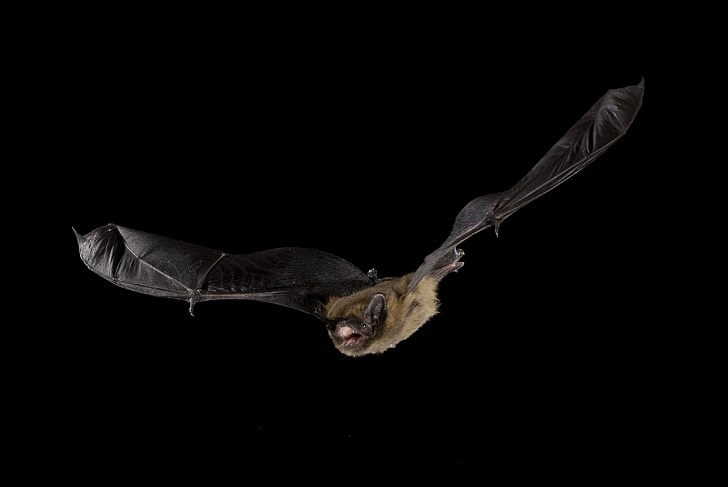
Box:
[607,77,645,97]
[624,77,645,100]
[72,226,83,247]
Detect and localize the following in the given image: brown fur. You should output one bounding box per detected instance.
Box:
[325,273,440,356]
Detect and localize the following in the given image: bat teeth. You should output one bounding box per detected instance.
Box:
[338,324,359,340]
[337,324,365,347]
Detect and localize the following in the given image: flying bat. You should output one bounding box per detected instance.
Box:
[74,79,644,357]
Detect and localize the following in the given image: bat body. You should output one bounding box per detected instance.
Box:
[75,79,644,357]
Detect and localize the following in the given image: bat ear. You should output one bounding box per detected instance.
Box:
[363,293,388,326]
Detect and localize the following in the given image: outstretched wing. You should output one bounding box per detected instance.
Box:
[75,224,372,316]
[408,79,645,293]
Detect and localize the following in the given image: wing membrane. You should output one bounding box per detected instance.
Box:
[408,79,645,293]
[75,224,371,315]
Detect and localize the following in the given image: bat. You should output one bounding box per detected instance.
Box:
[74,79,644,357]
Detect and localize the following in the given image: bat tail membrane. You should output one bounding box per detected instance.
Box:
[407,79,645,295]
[74,224,224,312]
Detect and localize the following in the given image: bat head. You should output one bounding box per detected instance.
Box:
[325,274,440,357]
[326,292,387,354]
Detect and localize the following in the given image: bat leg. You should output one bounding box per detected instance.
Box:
[428,248,465,281]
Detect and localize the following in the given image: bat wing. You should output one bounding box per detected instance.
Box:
[408,79,645,293]
[74,224,372,317]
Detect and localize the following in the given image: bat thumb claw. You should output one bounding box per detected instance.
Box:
[188,291,200,316]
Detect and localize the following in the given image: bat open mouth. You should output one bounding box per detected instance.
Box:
[336,323,372,348]
[338,325,363,346]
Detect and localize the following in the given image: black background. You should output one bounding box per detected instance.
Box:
[54,9,687,478]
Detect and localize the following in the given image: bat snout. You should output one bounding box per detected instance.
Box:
[338,324,363,347]
[334,320,374,348]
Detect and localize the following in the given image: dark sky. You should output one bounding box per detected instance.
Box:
[63,17,672,475]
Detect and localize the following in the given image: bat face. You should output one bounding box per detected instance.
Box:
[324,274,441,357]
